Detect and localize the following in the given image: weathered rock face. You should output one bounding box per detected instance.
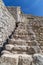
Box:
[0,0,16,47]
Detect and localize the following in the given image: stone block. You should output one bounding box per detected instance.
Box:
[33,54,43,65]
[5,44,14,51]
[18,54,33,65]
[27,46,41,54]
[0,54,18,65]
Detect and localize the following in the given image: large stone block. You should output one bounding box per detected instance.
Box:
[0,54,33,65]
[18,54,33,65]
[0,54,18,65]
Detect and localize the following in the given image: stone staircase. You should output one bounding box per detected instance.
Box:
[1,19,42,55]
[0,0,43,64]
[0,16,43,65]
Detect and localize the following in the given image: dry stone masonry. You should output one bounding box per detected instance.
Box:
[0,0,43,65]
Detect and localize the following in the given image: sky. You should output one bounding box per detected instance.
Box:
[3,0,43,16]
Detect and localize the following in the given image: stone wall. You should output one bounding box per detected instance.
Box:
[0,0,22,47]
[0,1,16,47]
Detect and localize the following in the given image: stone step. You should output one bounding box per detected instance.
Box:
[14,30,28,36]
[8,38,28,46]
[5,44,27,51]
[8,38,40,46]
[13,28,36,36]
[1,50,27,54]
[13,34,36,41]
[12,51,27,54]
[13,34,29,40]
[1,53,43,65]
[12,31,38,42]
[1,50,11,54]
[5,44,14,51]
[0,54,32,65]
[5,44,41,54]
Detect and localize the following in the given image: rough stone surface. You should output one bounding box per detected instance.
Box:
[0,0,21,47]
[0,0,16,47]
[33,54,43,65]
[0,54,33,65]
[0,0,43,65]
[18,55,33,65]
[0,54,43,65]
[0,54,18,65]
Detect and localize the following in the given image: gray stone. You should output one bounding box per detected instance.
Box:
[33,54,43,65]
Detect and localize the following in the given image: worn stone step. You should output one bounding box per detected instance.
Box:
[0,54,18,65]
[13,34,30,40]
[8,38,28,46]
[14,29,28,34]
[13,34,36,41]
[5,44,41,54]
[12,29,36,41]
[5,44,14,51]
[12,51,27,54]
[5,44,27,51]
[26,40,40,46]
[1,50,11,54]
[0,54,32,65]
[1,50,27,54]
[11,46,27,51]
[1,53,43,65]
[13,28,36,36]
[8,38,40,46]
